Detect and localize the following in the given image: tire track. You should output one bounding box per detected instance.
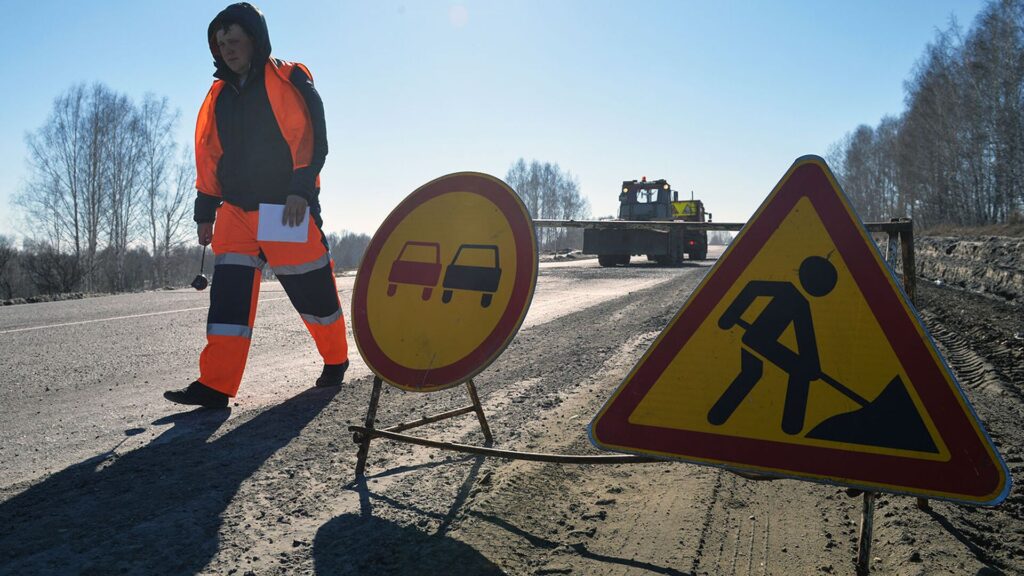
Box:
[690,470,724,574]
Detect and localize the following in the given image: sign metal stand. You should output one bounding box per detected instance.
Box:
[354,376,493,479]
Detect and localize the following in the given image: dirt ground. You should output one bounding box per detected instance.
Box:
[0,237,1021,575]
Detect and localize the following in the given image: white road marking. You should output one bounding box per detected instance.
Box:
[0,296,293,335]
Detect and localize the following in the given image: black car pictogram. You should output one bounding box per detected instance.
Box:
[441,244,502,308]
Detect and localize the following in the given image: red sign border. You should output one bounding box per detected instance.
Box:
[352,172,537,392]
[590,156,1009,505]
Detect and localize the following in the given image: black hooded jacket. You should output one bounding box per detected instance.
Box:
[194,2,328,223]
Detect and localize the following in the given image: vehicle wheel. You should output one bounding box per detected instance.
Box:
[387,283,397,297]
[617,255,630,266]
[480,293,493,308]
[442,289,453,303]
[598,255,616,267]
[422,287,432,300]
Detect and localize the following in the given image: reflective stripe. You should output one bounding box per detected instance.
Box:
[207,323,253,338]
[300,309,343,326]
[215,253,265,269]
[272,253,331,276]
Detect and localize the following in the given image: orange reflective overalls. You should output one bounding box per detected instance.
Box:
[194,59,348,397]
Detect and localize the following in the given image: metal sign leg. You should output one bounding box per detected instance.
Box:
[465,379,493,443]
[856,492,876,576]
[354,376,384,479]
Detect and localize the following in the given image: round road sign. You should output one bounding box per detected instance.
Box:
[352,172,538,391]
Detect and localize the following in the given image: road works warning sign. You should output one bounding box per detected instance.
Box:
[590,155,1009,505]
[352,172,537,392]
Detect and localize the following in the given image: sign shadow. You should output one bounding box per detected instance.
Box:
[319,454,499,575]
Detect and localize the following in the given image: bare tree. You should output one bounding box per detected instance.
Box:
[103,91,145,292]
[138,94,181,287]
[326,231,372,269]
[19,85,88,258]
[81,84,115,289]
[506,158,538,219]
[151,147,197,286]
[505,158,591,250]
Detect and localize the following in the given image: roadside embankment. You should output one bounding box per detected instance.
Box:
[915,235,1024,302]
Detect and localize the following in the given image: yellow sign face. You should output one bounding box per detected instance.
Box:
[352,173,537,391]
[672,201,697,218]
[591,156,1008,505]
[631,194,948,458]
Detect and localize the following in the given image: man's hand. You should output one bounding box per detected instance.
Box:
[197,223,214,246]
[282,194,308,227]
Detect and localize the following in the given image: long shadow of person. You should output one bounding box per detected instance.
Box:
[0,386,339,575]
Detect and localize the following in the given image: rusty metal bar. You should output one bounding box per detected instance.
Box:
[864,220,913,234]
[385,405,479,434]
[533,219,745,231]
[856,492,877,576]
[465,379,494,443]
[354,376,384,479]
[885,230,900,270]
[350,426,664,463]
[534,219,912,234]
[349,425,783,477]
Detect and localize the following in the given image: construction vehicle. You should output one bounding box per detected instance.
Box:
[583,177,711,267]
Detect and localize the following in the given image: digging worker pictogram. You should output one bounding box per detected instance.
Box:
[165,2,349,408]
[708,256,838,435]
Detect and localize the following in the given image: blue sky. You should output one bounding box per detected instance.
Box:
[0,0,987,240]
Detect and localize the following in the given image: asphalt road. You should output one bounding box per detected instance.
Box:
[0,252,718,489]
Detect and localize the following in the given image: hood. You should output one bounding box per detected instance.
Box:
[208,3,272,80]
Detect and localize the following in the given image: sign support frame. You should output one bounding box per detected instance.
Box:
[353,375,494,479]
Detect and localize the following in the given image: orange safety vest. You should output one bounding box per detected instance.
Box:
[194,59,320,198]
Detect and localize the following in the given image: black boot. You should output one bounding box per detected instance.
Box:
[164,380,230,408]
[316,360,349,387]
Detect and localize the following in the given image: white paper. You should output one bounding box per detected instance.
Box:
[257,203,309,243]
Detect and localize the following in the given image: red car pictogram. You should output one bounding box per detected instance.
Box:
[387,241,442,300]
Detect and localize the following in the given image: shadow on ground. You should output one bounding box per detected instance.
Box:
[314,513,504,575]
[0,387,338,574]
[313,450,502,575]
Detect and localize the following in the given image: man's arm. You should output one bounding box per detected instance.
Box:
[194,193,218,246]
[282,65,328,227]
[194,82,225,241]
[287,65,328,202]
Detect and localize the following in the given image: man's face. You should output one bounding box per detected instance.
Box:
[215,24,254,75]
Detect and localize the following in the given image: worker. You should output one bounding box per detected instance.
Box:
[708,256,838,434]
[165,2,349,408]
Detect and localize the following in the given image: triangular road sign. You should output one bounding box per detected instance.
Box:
[590,155,1009,505]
